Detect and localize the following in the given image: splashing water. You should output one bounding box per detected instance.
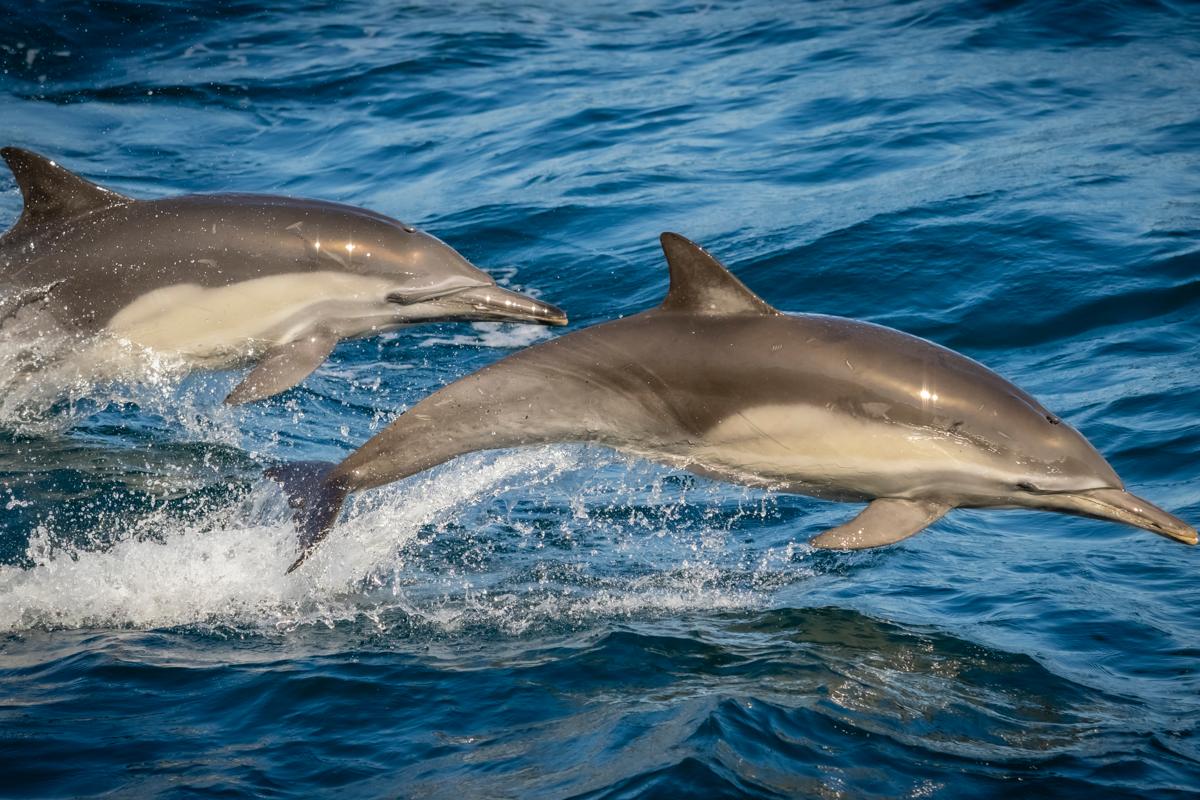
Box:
[0,446,777,634]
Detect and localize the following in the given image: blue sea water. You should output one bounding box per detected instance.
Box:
[1,0,1199,796]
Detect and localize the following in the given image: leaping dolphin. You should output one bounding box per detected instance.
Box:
[0,147,566,404]
[269,233,1196,572]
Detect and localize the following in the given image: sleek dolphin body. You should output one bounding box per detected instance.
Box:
[270,233,1196,571]
[0,147,566,403]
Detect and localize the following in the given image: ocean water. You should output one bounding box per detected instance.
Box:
[1,0,1199,796]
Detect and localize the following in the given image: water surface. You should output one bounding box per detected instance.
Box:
[2,1,1199,797]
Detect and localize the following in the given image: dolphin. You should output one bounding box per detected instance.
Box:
[0,147,566,404]
[268,232,1196,571]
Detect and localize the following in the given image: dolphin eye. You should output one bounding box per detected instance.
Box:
[402,225,416,233]
[1017,481,1039,492]
[1045,414,1061,425]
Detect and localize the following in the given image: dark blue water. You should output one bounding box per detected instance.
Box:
[2,1,1199,797]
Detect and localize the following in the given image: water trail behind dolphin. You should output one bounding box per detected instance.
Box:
[0,447,776,634]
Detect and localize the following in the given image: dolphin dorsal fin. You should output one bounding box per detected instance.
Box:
[2,147,131,228]
[658,232,779,316]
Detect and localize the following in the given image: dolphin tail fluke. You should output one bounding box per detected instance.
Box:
[810,498,951,550]
[265,460,346,572]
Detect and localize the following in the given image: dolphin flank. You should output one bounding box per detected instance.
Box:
[269,232,1196,572]
[0,147,566,403]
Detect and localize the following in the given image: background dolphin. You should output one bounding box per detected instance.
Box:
[0,147,566,403]
[269,233,1195,571]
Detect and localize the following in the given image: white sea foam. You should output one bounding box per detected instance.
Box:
[0,444,783,634]
[0,448,571,632]
[418,320,556,350]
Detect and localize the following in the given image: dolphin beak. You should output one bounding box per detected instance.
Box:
[444,285,568,326]
[1047,488,1198,545]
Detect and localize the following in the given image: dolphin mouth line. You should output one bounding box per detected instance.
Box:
[1046,487,1198,545]
[386,285,483,305]
[395,284,568,326]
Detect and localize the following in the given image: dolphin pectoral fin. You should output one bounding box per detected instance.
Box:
[810,498,950,550]
[224,332,339,405]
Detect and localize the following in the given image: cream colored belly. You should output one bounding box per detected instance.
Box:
[686,403,1003,497]
[101,272,390,366]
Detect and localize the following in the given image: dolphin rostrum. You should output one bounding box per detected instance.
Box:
[269,233,1196,571]
[0,147,566,403]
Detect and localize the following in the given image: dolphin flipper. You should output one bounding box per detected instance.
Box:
[225,331,338,405]
[810,498,950,550]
